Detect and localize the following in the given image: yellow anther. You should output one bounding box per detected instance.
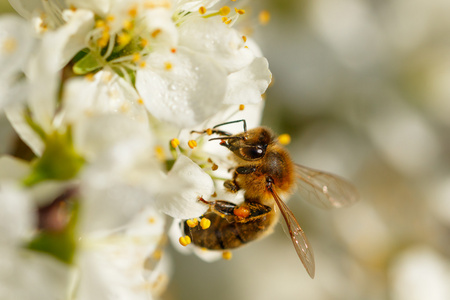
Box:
[69,5,77,11]
[164,62,173,70]
[259,10,271,25]
[242,35,247,43]
[199,6,207,14]
[97,37,109,48]
[85,73,95,81]
[170,138,180,149]
[140,38,149,47]
[123,19,133,31]
[171,48,177,53]
[224,18,232,25]
[235,8,245,14]
[211,163,218,171]
[200,217,211,230]
[102,28,110,38]
[219,6,231,16]
[132,53,141,62]
[137,98,144,105]
[106,14,115,22]
[239,104,245,110]
[278,133,291,145]
[151,29,162,38]
[188,140,197,149]
[155,145,165,161]
[139,61,147,68]
[95,20,106,28]
[117,32,131,46]
[148,217,156,224]
[186,218,199,228]
[128,5,138,17]
[222,251,232,260]
[179,236,191,246]
[206,128,213,135]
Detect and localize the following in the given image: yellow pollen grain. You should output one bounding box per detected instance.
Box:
[179,236,191,246]
[222,251,232,260]
[152,249,163,260]
[85,73,95,81]
[219,6,231,16]
[188,140,198,149]
[132,53,141,62]
[95,20,106,28]
[151,28,162,38]
[164,61,173,71]
[199,6,207,14]
[278,133,291,145]
[242,35,247,43]
[140,38,149,47]
[259,10,271,25]
[117,32,131,46]
[200,218,211,230]
[2,38,17,54]
[155,145,165,160]
[206,128,213,135]
[106,14,115,23]
[170,138,180,149]
[186,218,199,228]
[123,19,133,31]
[235,8,245,14]
[239,104,245,110]
[128,5,138,17]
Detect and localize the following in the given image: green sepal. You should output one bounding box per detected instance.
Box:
[27,202,79,264]
[73,51,102,75]
[23,130,84,186]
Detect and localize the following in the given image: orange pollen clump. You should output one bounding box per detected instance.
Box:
[206,128,213,135]
[186,218,199,228]
[151,29,162,38]
[179,236,191,246]
[235,8,245,15]
[234,206,250,218]
[222,251,232,260]
[199,6,207,14]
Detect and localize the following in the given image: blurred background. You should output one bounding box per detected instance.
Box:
[2,0,450,299]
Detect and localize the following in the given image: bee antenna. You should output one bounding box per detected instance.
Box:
[212,119,247,132]
[209,136,244,142]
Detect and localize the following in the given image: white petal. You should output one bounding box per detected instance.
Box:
[224,57,272,105]
[66,0,111,16]
[7,0,45,19]
[175,0,221,11]
[156,155,212,219]
[141,8,178,49]
[178,17,255,73]
[136,48,227,128]
[0,155,30,180]
[62,70,148,126]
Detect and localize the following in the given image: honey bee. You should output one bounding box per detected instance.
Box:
[183,120,358,278]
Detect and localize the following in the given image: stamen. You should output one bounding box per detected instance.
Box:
[179,236,191,246]
[84,73,95,81]
[140,38,149,47]
[242,35,247,42]
[170,138,180,149]
[123,19,133,30]
[151,29,162,38]
[2,38,17,54]
[171,48,177,53]
[152,249,163,260]
[259,10,271,25]
[234,8,245,15]
[117,32,131,46]
[219,6,231,16]
[128,5,138,17]
[211,163,218,171]
[206,128,213,135]
[148,217,156,224]
[188,140,197,149]
[132,53,141,62]
[186,218,199,228]
[199,6,207,14]
[222,251,232,260]
[239,104,245,110]
[164,62,173,70]
[155,145,165,161]
[200,217,211,230]
[278,133,291,145]
[137,98,144,105]
[106,14,115,23]
[139,61,147,68]
[95,20,106,28]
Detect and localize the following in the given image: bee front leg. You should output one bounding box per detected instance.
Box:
[224,166,257,193]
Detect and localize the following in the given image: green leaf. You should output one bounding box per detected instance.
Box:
[23,131,84,186]
[27,202,79,264]
[73,51,102,75]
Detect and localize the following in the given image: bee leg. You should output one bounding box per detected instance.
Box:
[190,129,232,136]
[224,180,240,192]
[199,198,271,222]
[224,166,256,193]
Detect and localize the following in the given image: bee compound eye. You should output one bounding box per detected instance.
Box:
[241,146,266,159]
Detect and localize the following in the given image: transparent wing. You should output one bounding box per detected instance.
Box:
[270,188,315,278]
[295,164,359,209]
